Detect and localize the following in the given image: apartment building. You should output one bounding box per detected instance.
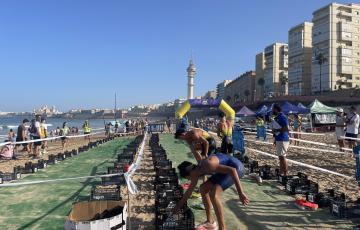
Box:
[224,71,256,106]
[260,43,289,97]
[311,3,360,93]
[288,22,313,95]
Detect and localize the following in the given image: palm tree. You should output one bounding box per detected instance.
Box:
[280,74,288,96]
[257,78,265,100]
[244,90,250,102]
[315,52,327,94]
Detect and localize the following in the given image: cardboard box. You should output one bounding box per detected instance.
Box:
[64,200,127,230]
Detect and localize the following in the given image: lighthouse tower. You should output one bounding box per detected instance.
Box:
[187,59,196,99]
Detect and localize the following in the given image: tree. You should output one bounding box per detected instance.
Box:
[280,74,288,96]
[315,52,327,94]
[244,89,250,102]
[257,78,265,100]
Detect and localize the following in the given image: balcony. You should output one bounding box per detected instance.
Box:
[340,31,352,41]
[340,22,352,32]
[340,65,353,74]
[340,48,352,57]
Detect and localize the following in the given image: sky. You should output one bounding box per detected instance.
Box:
[0,0,352,112]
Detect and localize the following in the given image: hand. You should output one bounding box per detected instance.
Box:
[273,142,276,147]
[239,192,249,206]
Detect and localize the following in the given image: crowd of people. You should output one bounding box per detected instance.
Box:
[0,117,96,160]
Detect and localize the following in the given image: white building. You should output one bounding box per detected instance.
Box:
[311,3,360,93]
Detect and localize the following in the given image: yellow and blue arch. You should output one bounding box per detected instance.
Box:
[175,99,235,119]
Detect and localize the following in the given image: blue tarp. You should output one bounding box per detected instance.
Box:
[262,101,309,115]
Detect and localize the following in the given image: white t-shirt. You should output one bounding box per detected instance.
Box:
[35,121,41,136]
[346,114,360,135]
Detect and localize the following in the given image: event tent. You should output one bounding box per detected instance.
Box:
[308,99,337,125]
[265,101,309,115]
[236,106,256,117]
[308,99,337,114]
[256,105,268,116]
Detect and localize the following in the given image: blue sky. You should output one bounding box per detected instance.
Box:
[0,0,351,112]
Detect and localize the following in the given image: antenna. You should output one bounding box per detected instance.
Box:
[114,92,117,122]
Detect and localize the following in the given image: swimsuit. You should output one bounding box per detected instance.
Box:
[202,153,245,191]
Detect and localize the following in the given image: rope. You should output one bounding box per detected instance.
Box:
[246,147,353,180]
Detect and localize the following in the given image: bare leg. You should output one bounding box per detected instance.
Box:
[210,184,226,230]
[279,156,288,176]
[199,180,215,224]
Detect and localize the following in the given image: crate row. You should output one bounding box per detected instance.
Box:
[0,137,116,184]
[246,159,360,219]
[150,134,195,230]
[93,135,144,200]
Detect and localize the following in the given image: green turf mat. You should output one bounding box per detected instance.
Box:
[159,134,355,230]
[0,137,134,230]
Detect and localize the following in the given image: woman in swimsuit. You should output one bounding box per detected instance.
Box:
[173,153,249,230]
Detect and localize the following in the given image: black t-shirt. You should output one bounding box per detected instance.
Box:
[17,124,25,140]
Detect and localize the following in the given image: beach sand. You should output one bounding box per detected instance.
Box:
[0,133,107,173]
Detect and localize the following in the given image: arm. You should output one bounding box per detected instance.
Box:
[190,144,203,162]
[199,136,209,157]
[213,164,249,205]
[173,176,199,213]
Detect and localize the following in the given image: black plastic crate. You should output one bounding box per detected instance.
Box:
[277,172,307,186]
[57,153,66,161]
[37,159,47,169]
[91,185,121,201]
[286,178,317,195]
[330,193,347,218]
[0,172,19,182]
[13,166,22,179]
[155,175,178,185]
[258,165,274,180]
[64,151,73,158]
[248,161,259,174]
[101,175,125,186]
[156,168,176,177]
[154,160,172,168]
[24,162,38,173]
[155,208,194,230]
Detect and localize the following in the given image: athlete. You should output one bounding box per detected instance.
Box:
[175,127,216,162]
[173,153,249,230]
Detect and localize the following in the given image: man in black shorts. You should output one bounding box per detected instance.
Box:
[16,119,30,153]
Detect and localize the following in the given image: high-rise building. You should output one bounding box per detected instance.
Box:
[312,3,360,93]
[216,80,232,100]
[261,43,289,97]
[255,52,265,100]
[288,22,313,95]
[203,90,217,100]
[187,59,196,99]
[224,71,256,106]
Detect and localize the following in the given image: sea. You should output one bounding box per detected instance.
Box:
[0,116,126,139]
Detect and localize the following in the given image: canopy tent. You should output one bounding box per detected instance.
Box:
[308,99,337,125]
[309,99,337,114]
[236,106,256,117]
[297,103,307,109]
[265,101,309,115]
[256,105,268,116]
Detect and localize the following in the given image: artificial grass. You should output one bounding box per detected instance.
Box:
[159,134,354,230]
[0,137,134,230]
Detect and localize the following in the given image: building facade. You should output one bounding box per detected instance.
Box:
[261,43,289,97]
[216,80,232,99]
[288,22,313,95]
[203,90,217,99]
[311,3,360,93]
[224,71,256,106]
[255,52,265,100]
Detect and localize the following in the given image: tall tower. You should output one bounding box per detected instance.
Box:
[187,59,196,99]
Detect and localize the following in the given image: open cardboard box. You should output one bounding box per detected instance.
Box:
[64,200,127,230]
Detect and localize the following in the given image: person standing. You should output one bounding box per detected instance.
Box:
[15,119,30,153]
[293,114,302,146]
[60,122,70,151]
[255,116,265,141]
[271,104,289,176]
[8,129,16,143]
[217,113,233,154]
[82,120,91,142]
[31,115,42,158]
[166,117,172,133]
[345,106,360,149]
[40,118,48,154]
[335,108,346,150]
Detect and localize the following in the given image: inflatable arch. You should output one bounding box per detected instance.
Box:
[175,99,235,119]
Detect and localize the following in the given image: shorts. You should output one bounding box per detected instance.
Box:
[33,136,42,146]
[345,133,358,141]
[208,157,245,191]
[61,137,67,141]
[276,141,289,157]
[84,132,91,135]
